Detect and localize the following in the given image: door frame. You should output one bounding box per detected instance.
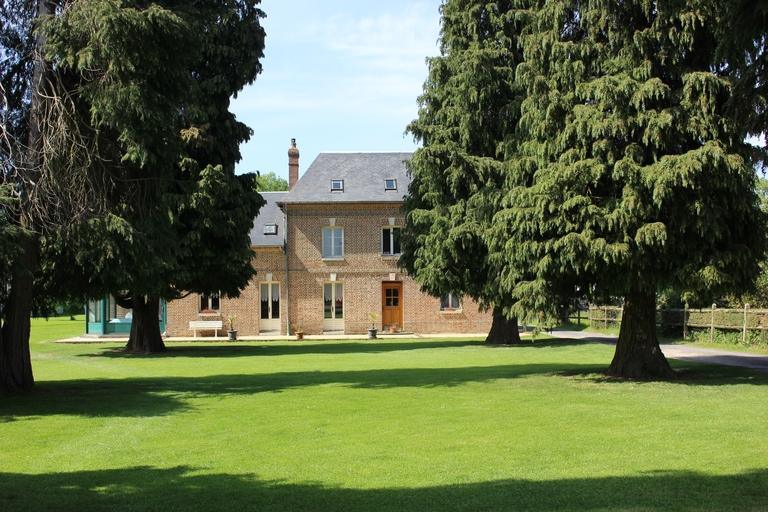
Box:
[259,281,281,333]
[381,281,403,331]
[322,281,345,332]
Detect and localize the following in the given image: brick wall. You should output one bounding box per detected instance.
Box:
[165,247,287,337]
[165,203,492,337]
[285,203,491,335]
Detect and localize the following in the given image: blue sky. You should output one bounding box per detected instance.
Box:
[231,0,442,179]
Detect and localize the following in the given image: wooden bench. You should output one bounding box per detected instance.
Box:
[189,320,223,338]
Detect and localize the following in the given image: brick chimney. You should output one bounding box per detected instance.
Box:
[288,138,299,189]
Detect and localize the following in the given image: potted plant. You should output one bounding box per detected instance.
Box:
[292,323,304,340]
[368,312,378,339]
[227,314,238,341]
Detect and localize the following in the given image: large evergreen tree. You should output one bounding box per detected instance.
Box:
[36,0,266,354]
[402,0,529,344]
[712,0,768,149]
[0,0,266,390]
[492,0,767,378]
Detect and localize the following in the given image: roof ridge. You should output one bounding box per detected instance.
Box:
[318,151,414,154]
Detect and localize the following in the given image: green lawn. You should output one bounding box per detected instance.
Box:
[1,317,767,511]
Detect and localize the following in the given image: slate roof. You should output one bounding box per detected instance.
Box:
[250,191,287,247]
[280,152,412,204]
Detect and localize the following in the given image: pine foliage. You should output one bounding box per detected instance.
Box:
[34,1,266,322]
[402,0,528,319]
[491,0,767,321]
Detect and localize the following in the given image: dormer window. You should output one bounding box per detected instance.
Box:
[263,224,278,235]
[330,179,344,191]
[384,178,397,191]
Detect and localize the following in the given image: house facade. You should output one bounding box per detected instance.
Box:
[163,141,492,336]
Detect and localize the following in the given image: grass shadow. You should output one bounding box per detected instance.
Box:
[554,321,591,332]
[5,356,767,421]
[557,361,768,386]
[492,338,608,349]
[0,362,603,420]
[0,465,766,511]
[82,339,485,359]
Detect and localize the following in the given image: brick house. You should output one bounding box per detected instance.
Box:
[164,140,492,336]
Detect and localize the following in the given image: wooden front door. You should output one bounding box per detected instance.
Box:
[381,282,403,331]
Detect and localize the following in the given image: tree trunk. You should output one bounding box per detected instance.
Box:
[608,283,674,379]
[0,0,53,392]
[485,308,522,345]
[0,233,38,391]
[125,295,165,353]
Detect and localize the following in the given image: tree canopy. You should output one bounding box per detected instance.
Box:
[401,0,528,343]
[34,0,267,353]
[255,171,289,191]
[489,0,767,377]
[1,0,268,390]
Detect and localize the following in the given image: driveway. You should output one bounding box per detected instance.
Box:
[550,330,768,372]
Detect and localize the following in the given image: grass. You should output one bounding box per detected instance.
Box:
[0,317,767,511]
[663,336,768,355]
[560,316,621,335]
[28,314,86,343]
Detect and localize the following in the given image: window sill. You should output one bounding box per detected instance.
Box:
[439,309,463,315]
[198,311,221,317]
[380,254,401,259]
[322,257,345,262]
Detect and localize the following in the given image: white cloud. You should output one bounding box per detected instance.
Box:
[316,3,440,71]
[236,2,439,119]
[232,1,441,173]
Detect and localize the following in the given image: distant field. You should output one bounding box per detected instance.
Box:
[29,315,85,343]
[0,317,766,511]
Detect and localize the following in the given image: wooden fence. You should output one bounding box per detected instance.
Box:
[588,304,768,342]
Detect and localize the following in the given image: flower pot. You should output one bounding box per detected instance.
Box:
[367,328,378,339]
[227,330,238,341]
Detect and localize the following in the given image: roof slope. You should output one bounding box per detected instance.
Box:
[250,191,287,247]
[281,152,412,203]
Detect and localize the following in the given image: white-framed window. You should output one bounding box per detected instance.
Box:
[323,282,344,319]
[322,226,344,258]
[330,179,344,191]
[382,227,402,256]
[200,292,220,312]
[440,292,461,311]
[263,223,278,235]
[384,178,397,191]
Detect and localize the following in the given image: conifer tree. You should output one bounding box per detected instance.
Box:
[711,0,768,148]
[0,0,266,386]
[0,0,53,390]
[35,0,266,353]
[402,0,529,343]
[492,0,767,378]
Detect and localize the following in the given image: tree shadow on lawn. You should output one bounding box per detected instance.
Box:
[81,338,606,360]
[81,339,485,359]
[0,362,603,420]
[500,339,610,349]
[557,362,768,386]
[0,465,766,512]
[4,359,766,421]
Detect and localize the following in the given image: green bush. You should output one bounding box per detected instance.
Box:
[687,328,768,349]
